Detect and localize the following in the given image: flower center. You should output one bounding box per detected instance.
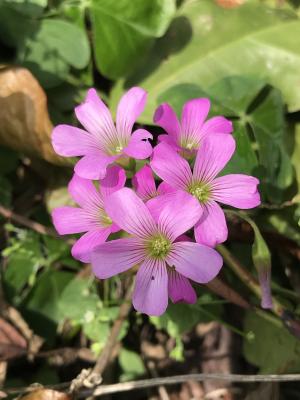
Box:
[115,145,123,154]
[147,234,171,259]
[100,212,112,227]
[188,182,211,203]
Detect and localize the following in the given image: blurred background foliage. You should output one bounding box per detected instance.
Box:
[0,0,300,398]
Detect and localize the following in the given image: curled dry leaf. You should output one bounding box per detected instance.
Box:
[0,66,68,166]
[0,317,27,361]
[20,389,71,400]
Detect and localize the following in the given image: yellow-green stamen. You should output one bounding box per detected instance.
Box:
[188,181,211,203]
[147,234,171,259]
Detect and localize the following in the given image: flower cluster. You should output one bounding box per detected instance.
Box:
[52,87,260,316]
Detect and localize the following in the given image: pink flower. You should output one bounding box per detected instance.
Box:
[150,134,261,248]
[132,164,174,202]
[52,165,126,262]
[52,87,153,180]
[154,98,232,154]
[91,188,223,316]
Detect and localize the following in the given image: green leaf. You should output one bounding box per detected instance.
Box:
[91,0,176,79]
[243,311,300,373]
[117,0,300,119]
[250,88,294,199]
[3,0,47,17]
[58,278,99,321]
[18,19,90,87]
[119,349,146,381]
[23,270,73,323]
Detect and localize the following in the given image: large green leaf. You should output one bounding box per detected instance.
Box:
[244,311,300,373]
[18,19,90,87]
[114,0,300,119]
[90,0,176,79]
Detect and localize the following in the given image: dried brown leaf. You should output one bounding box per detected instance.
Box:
[0,66,68,165]
[20,389,71,400]
[0,317,27,361]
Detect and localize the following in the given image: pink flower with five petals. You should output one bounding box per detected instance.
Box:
[150,134,261,248]
[91,189,223,316]
[52,165,126,262]
[52,87,152,180]
[154,98,232,154]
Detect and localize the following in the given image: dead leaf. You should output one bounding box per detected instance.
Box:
[0,317,27,361]
[0,66,68,166]
[20,389,71,400]
[215,0,245,8]
[245,382,279,400]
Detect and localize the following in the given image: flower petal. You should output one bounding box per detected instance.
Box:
[133,258,168,316]
[52,125,98,157]
[104,188,157,238]
[180,98,210,147]
[167,241,223,284]
[75,88,117,152]
[168,270,197,304]
[116,87,147,141]
[151,143,192,190]
[194,201,228,247]
[212,174,261,209]
[68,173,103,209]
[193,133,236,182]
[157,191,202,241]
[71,228,111,262]
[74,154,117,180]
[133,164,157,201]
[157,134,180,151]
[201,116,233,138]
[52,207,96,235]
[100,165,126,198]
[154,103,180,141]
[91,238,145,279]
[157,181,175,195]
[123,129,153,159]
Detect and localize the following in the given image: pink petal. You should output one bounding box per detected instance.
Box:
[123,129,153,159]
[100,165,126,198]
[104,188,157,238]
[167,242,223,284]
[74,154,117,180]
[151,143,192,190]
[194,201,228,247]
[71,228,111,262]
[168,269,196,304]
[91,238,145,279]
[116,87,147,141]
[157,181,175,195]
[157,191,202,242]
[180,98,210,147]
[52,207,96,235]
[200,116,233,138]
[68,173,103,209]
[157,134,180,151]
[52,125,98,157]
[212,174,261,209]
[132,165,157,201]
[75,88,117,151]
[154,103,180,141]
[193,133,236,183]
[132,258,168,316]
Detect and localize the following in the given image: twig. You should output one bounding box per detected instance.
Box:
[88,373,300,397]
[206,277,251,309]
[92,283,133,376]
[0,204,57,237]
[217,245,283,316]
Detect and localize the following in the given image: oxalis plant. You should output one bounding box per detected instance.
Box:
[51,87,263,316]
